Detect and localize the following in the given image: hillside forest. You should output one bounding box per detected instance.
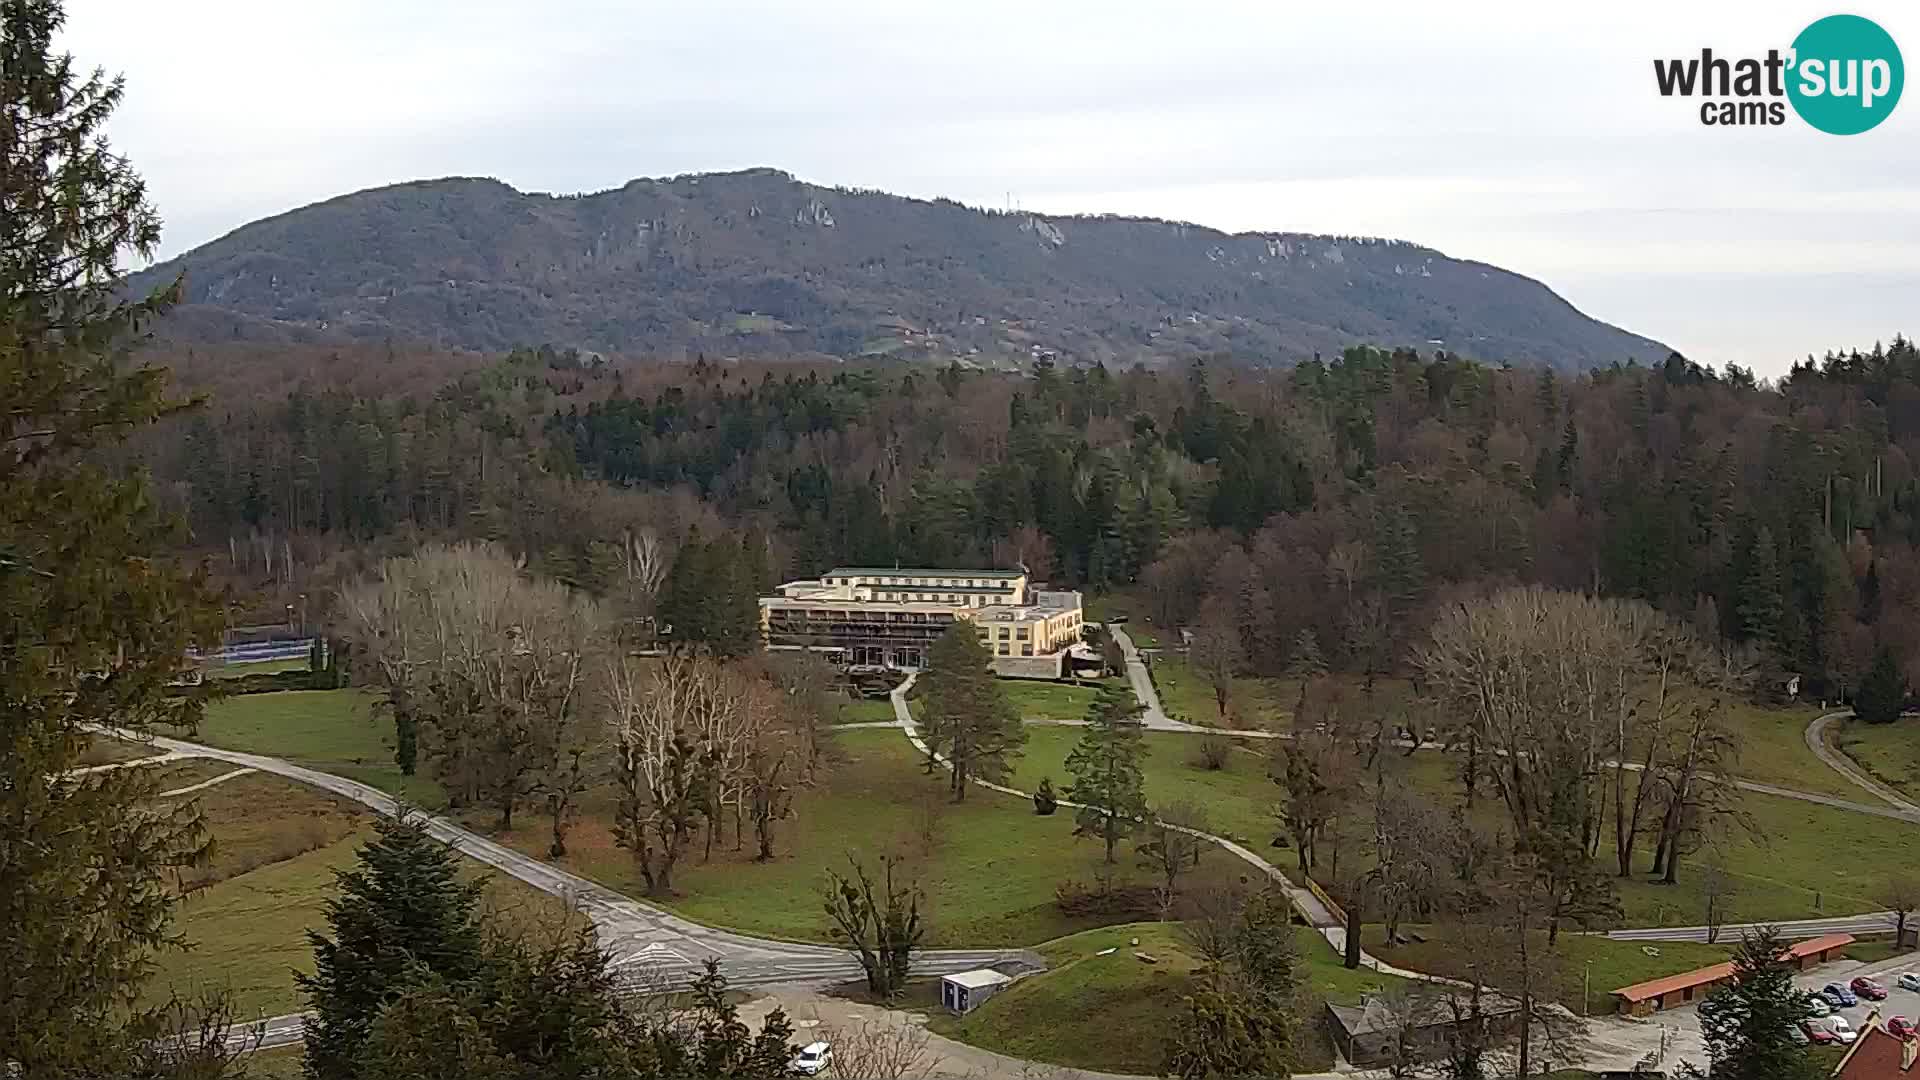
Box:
[123,336,1920,700]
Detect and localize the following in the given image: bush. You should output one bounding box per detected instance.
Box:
[1054,879,1161,918]
[1191,736,1231,771]
[1034,777,1059,815]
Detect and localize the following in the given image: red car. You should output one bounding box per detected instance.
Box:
[1806,1021,1840,1045]
[1888,1016,1917,1040]
[1852,976,1889,1001]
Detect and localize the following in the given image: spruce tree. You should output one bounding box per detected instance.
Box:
[1064,682,1149,863]
[1686,928,1820,1080]
[1,0,226,1070]
[299,813,487,1080]
[919,622,1025,801]
[1856,644,1907,725]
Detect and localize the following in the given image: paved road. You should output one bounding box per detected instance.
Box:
[1807,709,1918,812]
[132,730,1039,1048]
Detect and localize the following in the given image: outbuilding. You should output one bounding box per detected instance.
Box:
[940,968,1013,1014]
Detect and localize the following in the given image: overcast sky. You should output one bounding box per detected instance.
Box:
[61,0,1917,375]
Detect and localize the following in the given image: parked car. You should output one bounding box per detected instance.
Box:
[791,1042,833,1076]
[1788,1023,1811,1045]
[1830,1017,1861,1045]
[1825,982,1859,1007]
[1853,976,1889,1001]
[1899,971,1920,992]
[1805,1020,1839,1045]
[1888,1016,1917,1040]
[1805,994,1833,1017]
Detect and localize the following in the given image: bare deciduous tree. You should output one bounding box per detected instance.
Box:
[1188,607,1244,724]
[816,1017,934,1080]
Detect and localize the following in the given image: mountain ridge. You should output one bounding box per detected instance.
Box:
[131,167,1670,370]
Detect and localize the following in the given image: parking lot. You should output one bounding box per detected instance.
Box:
[1794,954,1920,1044]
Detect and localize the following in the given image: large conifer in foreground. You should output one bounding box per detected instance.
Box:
[299,813,488,1080]
[0,0,226,1071]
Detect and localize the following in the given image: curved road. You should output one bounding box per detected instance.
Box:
[129,731,1037,1046]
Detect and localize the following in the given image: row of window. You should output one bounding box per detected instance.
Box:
[833,575,1010,588]
[993,643,1036,657]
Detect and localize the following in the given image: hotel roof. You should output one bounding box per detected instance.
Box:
[824,567,1026,579]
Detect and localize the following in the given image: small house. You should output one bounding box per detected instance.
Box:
[941,969,1013,1014]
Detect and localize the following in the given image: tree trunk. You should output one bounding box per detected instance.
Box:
[1344,897,1363,970]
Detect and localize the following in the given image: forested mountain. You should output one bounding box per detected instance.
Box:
[128,168,1666,370]
[137,337,1920,701]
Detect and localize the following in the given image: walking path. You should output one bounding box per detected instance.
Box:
[885,675,1440,985]
[156,767,256,798]
[98,675,1912,1068]
[94,728,1039,1049]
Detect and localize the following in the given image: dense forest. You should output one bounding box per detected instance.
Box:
[133,336,1920,699]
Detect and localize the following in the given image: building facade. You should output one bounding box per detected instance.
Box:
[761,567,1084,677]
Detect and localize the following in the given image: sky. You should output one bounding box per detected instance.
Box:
[60,0,1918,376]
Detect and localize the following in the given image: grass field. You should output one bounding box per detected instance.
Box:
[146,825,575,1017]
[1831,717,1920,803]
[1083,594,1169,650]
[1007,725,1278,845]
[1001,679,1104,723]
[78,733,164,765]
[474,728,1242,947]
[191,690,446,808]
[1369,924,1734,1015]
[1349,751,1917,927]
[1721,702,1856,798]
[206,656,313,678]
[149,759,252,792]
[834,697,897,724]
[930,921,1399,1074]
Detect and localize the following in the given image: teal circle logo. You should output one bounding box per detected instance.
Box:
[1788,14,1903,134]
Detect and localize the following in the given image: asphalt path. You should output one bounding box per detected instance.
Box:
[128,730,1038,1048]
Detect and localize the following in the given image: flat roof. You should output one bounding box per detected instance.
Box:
[1611,934,1854,1002]
[825,567,1026,579]
[943,968,1014,989]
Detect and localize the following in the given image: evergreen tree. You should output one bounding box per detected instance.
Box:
[1685,927,1820,1080]
[1856,644,1907,725]
[1064,682,1149,863]
[1735,526,1784,651]
[1286,628,1327,679]
[299,813,487,1080]
[0,0,227,1071]
[919,622,1025,801]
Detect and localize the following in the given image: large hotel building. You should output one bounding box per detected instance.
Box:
[760,567,1085,678]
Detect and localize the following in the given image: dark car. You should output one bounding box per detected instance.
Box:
[1825,982,1859,1007]
[1805,1020,1839,1045]
[1888,1016,1916,1040]
[1851,976,1888,1001]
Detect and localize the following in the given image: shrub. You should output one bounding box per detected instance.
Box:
[1053,878,1160,918]
[1191,736,1232,771]
[1034,777,1059,815]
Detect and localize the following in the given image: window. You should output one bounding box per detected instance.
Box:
[1016,627,1030,639]
[1020,645,1033,656]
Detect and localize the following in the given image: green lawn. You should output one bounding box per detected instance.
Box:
[1001,680,1103,723]
[190,690,445,808]
[474,729,1241,948]
[1722,702,1856,798]
[1083,593,1161,647]
[930,921,1398,1075]
[1007,726,1278,845]
[1369,924,1734,1015]
[78,733,164,765]
[1367,751,1917,926]
[207,656,313,678]
[146,820,577,1018]
[834,697,897,724]
[1831,717,1920,803]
